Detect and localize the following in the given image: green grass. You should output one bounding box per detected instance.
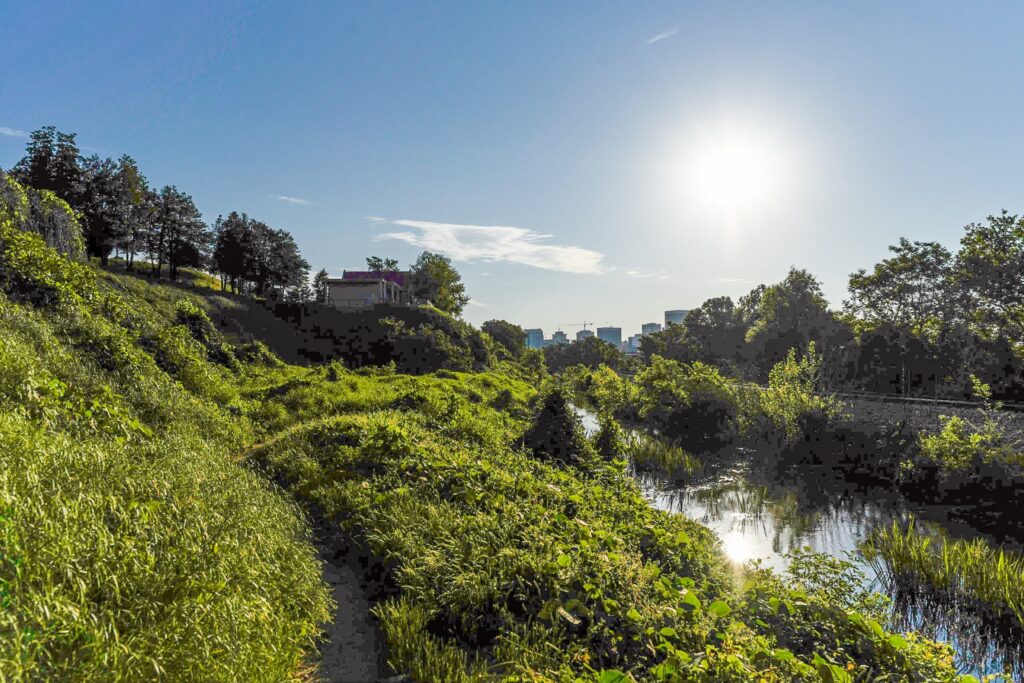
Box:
[625,432,702,477]
[0,212,332,680]
[248,376,966,682]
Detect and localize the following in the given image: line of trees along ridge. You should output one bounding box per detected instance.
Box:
[5,125,310,298]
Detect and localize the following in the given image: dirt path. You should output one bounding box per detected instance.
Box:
[314,527,395,683]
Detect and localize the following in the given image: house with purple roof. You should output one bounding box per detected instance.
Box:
[324,270,415,309]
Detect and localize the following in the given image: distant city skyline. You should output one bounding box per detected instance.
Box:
[2,2,1021,337]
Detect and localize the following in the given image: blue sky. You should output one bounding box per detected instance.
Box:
[2,1,1022,337]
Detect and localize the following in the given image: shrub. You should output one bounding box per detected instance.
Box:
[917,378,1022,476]
[750,342,844,445]
[520,383,596,467]
[635,356,740,448]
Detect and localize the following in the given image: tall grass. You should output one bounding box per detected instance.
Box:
[862,519,1024,676]
[0,211,332,680]
[624,431,702,477]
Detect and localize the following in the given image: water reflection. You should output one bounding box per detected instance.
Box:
[636,446,1019,679]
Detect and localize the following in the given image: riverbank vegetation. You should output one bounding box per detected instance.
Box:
[862,519,1024,676]
[249,379,964,681]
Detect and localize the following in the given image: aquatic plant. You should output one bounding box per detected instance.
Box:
[625,431,702,477]
[862,518,1024,677]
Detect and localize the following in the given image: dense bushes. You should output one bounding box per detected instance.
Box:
[634,357,740,448]
[270,299,495,373]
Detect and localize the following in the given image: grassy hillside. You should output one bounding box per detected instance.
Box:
[0,210,331,681]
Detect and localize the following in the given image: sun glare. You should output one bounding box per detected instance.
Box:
[669,118,797,217]
[721,530,756,564]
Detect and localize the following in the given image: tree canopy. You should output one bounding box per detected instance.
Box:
[410,251,469,316]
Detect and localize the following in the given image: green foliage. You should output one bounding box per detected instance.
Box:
[863,519,1024,625]
[520,383,597,467]
[0,214,332,680]
[624,432,701,477]
[635,356,740,446]
[915,376,1021,476]
[174,298,239,369]
[410,250,469,316]
[249,377,962,682]
[751,342,844,444]
[545,335,625,373]
[593,412,625,460]
[481,318,527,358]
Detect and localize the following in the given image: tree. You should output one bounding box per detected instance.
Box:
[544,336,622,373]
[744,268,840,376]
[312,268,330,303]
[12,126,84,204]
[955,210,1024,338]
[148,186,209,279]
[213,212,251,292]
[366,256,399,272]
[79,155,123,263]
[482,319,526,358]
[410,251,469,316]
[112,155,152,270]
[682,296,747,364]
[845,238,955,333]
[241,221,308,296]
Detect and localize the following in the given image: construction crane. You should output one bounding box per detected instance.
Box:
[561,321,594,330]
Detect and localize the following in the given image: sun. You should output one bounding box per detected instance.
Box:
[669,118,796,216]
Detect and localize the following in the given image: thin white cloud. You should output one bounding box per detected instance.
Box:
[467,300,488,308]
[0,126,28,138]
[646,27,679,45]
[365,216,388,223]
[376,219,606,275]
[269,194,310,205]
[713,276,750,284]
[626,269,671,281]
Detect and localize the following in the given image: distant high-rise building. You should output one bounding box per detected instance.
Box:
[665,310,689,327]
[576,328,594,342]
[596,326,622,347]
[641,322,662,336]
[525,328,544,349]
[626,334,644,353]
[551,330,569,345]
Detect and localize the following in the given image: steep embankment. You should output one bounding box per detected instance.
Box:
[0,204,332,680]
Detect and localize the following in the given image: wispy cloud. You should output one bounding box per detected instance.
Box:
[626,269,671,281]
[712,276,751,284]
[269,194,310,205]
[375,219,606,275]
[0,126,28,138]
[467,299,488,308]
[365,216,388,223]
[646,27,679,45]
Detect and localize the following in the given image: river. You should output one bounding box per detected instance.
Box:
[574,406,1021,679]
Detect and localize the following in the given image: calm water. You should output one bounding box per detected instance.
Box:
[574,406,1020,678]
